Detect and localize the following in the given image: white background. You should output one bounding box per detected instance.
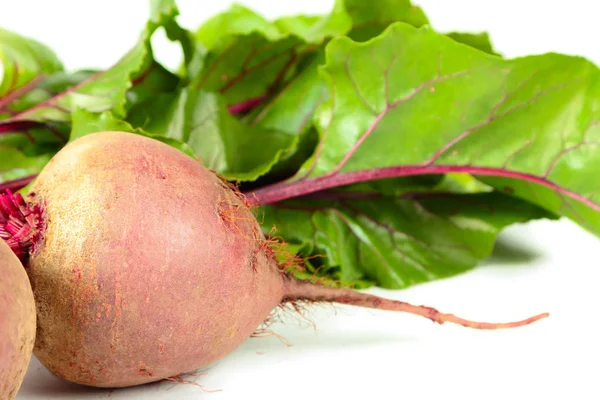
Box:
[2,1,599,399]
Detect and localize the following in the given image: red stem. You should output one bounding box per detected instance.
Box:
[228,95,267,114]
[0,119,67,142]
[9,71,103,121]
[0,76,43,111]
[246,165,600,211]
[0,175,37,193]
[0,120,46,134]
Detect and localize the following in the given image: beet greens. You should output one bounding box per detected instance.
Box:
[1,0,598,289]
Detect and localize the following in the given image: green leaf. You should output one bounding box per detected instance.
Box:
[0,28,63,113]
[191,4,301,108]
[125,61,180,111]
[0,0,188,152]
[195,2,351,48]
[250,22,600,239]
[70,109,138,141]
[4,50,135,126]
[0,70,99,159]
[238,0,430,176]
[260,192,552,289]
[343,0,429,41]
[149,0,196,74]
[194,5,284,50]
[127,89,297,181]
[446,31,500,56]
[3,70,99,117]
[242,54,326,178]
[0,147,51,190]
[248,54,327,135]
[0,149,51,180]
[190,3,351,109]
[70,107,195,158]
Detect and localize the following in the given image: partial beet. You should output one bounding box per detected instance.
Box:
[0,230,37,399]
[0,131,548,388]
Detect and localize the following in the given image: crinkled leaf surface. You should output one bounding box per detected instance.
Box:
[127,89,297,181]
[241,0,431,132]
[250,22,600,239]
[260,191,552,289]
[191,3,351,109]
[195,2,351,49]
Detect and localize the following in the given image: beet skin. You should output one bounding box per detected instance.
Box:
[23,131,283,387]
[0,239,36,399]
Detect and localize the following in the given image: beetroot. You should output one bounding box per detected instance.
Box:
[0,232,36,399]
[0,131,548,388]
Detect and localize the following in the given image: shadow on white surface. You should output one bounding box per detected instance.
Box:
[484,235,544,265]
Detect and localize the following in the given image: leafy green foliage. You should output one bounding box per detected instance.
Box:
[0,149,51,183]
[4,70,99,116]
[234,0,436,180]
[0,0,191,188]
[0,27,63,109]
[0,28,65,185]
[190,3,351,109]
[260,192,552,289]
[1,0,598,290]
[257,22,597,240]
[127,89,297,181]
[125,62,180,111]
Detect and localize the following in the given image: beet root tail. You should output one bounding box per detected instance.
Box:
[282,278,549,330]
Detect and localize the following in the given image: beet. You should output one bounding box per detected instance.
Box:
[0,131,548,388]
[0,232,36,399]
